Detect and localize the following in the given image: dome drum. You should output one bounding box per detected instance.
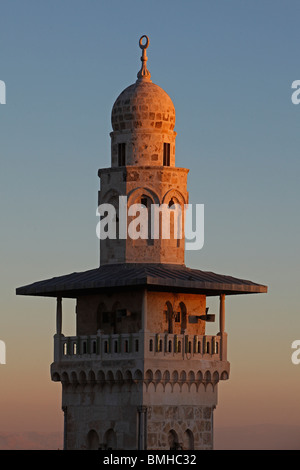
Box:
[110,129,176,167]
[110,45,177,168]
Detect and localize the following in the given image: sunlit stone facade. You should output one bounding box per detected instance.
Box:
[17,35,267,451]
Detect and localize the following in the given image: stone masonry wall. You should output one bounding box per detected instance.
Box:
[147,404,214,450]
[98,166,189,265]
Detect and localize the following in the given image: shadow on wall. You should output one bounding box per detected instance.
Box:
[87,428,117,450]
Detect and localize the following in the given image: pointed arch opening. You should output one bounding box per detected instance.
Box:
[87,429,100,450]
[183,429,194,450]
[164,301,174,334]
[140,194,154,245]
[96,302,108,333]
[179,302,187,333]
[168,429,182,450]
[103,428,117,450]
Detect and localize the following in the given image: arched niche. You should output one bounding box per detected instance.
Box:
[87,429,100,450]
[103,428,117,450]
[183,429,194,450]
[168,429,182,450]
[164,301,174,334]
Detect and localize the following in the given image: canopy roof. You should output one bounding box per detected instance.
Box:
[16,263,267,298]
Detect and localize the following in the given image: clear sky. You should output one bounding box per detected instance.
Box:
[1,0,300,448]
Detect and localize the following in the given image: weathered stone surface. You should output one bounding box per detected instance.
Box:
[98,166,189,266]
[184,407,194,420]
[165,406,179,419]
[202,432,212,446]
[203,406,212,420]
[50,36,230,452]
[148,433,158,447]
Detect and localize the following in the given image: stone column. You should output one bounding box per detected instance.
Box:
[56,297,62,335]
[219,294,227,361]
[141,289,148,360]
[62,406,67,450]
[54,297,63,362]
[137,406,147,450]
[211,405,216,450]
[141,289,147,331]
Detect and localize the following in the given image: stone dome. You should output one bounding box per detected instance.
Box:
[111,79,176,133]
[109,36,177,168]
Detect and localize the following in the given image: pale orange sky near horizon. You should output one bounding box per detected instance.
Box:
[0,287,299,441]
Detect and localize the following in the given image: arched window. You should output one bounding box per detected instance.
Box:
[163,143,170,166]
[164,301,173,334]
[87,430,100,450]
[168,430,181,450]
[140,195,154,245]
[103,428,117,450]
[96,302,108,333]
[118,143,126,166]
[179,302,187,333]
[168,197,175,208]
[183,429,194,450]
[167,195,182,247]
[112,301,122,334]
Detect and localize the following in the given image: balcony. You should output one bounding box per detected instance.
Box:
[54,331,225,362]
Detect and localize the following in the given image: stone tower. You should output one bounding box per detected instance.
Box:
[16,36,267,450]
[99,35,187,267]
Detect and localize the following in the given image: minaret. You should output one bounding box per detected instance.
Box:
[16,36,267,451]
[99,35,188,266]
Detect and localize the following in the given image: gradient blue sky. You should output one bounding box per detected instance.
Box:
[1,0,300,447]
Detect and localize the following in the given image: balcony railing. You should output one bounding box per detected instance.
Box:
[147,332,220,357]
[54,331,224,362]
[59,332,141,358]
